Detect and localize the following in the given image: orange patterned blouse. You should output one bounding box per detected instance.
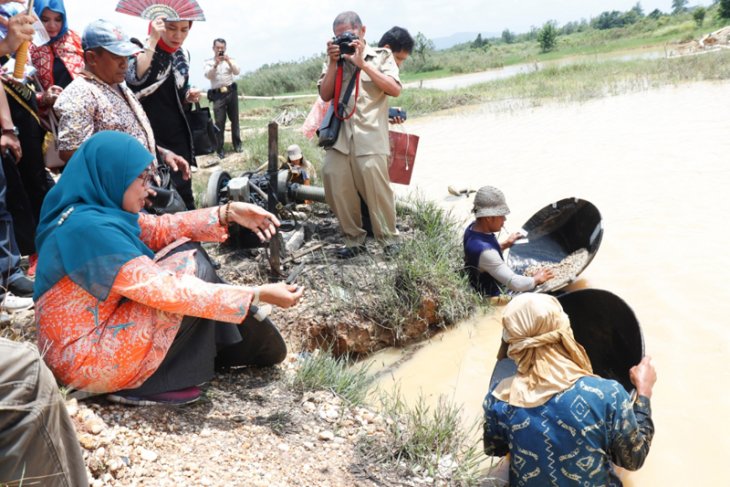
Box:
[36,208,253,393]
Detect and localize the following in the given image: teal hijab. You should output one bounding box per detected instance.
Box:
[34,131,156,300]
[33,0,69,43]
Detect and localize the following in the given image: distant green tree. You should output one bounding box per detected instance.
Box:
[593,11,625,29]
[648,8,663,19]
[501,29,515,44]
[561,21,576,35]
[693,7,707,26]
[632,2,645,17]
[720,0,730,19]
[672,0,688,15]
[537,22,558,52]
[622,9,642,25]
[471,33,489,49]
[413,32,435,65]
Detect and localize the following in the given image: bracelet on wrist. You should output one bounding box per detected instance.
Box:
[224,201,232,226]
[218,205,225,226]
[252,287,260,306]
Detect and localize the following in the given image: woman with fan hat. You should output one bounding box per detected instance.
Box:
[123,1,204,211]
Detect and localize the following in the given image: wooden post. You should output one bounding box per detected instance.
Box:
[266,122,283,276]
[267,122,278,214]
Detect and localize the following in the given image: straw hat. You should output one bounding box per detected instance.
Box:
[473,185,510,218]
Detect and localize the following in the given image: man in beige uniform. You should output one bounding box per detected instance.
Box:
[319,11,402,259]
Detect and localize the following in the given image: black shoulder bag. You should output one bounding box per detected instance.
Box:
[317,63,360,148]
[186,102,220,156]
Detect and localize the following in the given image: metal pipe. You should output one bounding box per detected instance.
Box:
[288,183,327,204]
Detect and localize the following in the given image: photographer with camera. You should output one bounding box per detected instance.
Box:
[204,38,241,159]
[319,11,403,259]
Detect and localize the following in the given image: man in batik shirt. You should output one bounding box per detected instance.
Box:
[54,19,188,179]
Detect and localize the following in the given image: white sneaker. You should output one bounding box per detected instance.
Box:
[1,292,34,312]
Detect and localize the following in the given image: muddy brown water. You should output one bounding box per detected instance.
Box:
[364,82,729,485]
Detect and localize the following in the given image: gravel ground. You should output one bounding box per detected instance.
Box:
[2,311,428,487]
[65,360,406,487]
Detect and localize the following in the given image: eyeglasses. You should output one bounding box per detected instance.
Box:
[137,165,158,187]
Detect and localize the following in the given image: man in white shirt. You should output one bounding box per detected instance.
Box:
[203,38,241,158]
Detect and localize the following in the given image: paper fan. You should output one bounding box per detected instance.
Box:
[115,0,206,21]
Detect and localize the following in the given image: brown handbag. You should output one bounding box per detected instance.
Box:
[388,128,419,185]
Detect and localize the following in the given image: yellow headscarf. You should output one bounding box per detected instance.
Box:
[492,293,595,408]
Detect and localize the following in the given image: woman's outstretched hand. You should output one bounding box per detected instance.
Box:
[225,202,280,241]
[258,282,303,308]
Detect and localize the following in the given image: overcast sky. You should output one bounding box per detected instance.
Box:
[64,0,713,87]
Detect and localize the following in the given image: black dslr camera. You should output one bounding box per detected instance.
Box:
[333,32,358,55]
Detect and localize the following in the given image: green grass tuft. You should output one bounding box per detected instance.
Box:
[291,351,373,406]
[360,390,484,486]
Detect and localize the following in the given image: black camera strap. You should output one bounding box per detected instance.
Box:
[333,60,360,121]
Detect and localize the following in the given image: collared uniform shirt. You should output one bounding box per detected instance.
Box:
[320,45,401,156]
[204,57,241,89]
[54,73,156,153]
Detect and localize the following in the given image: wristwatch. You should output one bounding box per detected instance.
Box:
[1,126,19,136]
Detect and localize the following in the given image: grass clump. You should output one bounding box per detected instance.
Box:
[291,351,372,406]
[362,197,481,340]
[360,390,484,486]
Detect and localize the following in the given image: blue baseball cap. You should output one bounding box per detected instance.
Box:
[82,19,142,56]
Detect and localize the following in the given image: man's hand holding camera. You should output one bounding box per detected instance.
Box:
[215,50,231,66]
[327,32,364,67]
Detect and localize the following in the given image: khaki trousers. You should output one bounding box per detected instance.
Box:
[322,149,398,247]
[0,339,88,487]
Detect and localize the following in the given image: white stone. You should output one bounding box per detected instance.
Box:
[65,398,79,417]
[138,447,158,462]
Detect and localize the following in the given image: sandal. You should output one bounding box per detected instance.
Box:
[106,385,201,406]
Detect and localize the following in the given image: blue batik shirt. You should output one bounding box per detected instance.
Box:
[483,376,654,486]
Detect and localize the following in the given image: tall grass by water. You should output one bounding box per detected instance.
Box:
[359,390,484,486]
[292,350,372,406]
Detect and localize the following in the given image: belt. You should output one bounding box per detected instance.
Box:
[213,84,233,94]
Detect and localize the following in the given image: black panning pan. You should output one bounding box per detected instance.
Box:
[488,289,643,394]
[507,198,603,292]
[557,289,643,392]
